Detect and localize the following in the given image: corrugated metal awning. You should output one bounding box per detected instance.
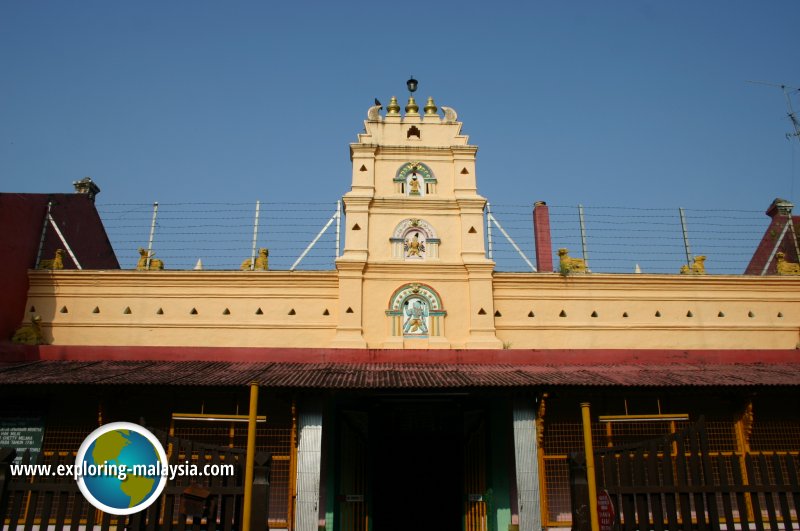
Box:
[0,361,798,388]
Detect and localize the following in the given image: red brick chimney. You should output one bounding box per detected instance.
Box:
[533,201,553,272]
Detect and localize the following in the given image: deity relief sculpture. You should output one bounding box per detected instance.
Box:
[394,162,436,196]
[408,175,421,195]
[403,298,429,335]
[404,232,426,258]
[392,218,438,260]
[387,283,446,339]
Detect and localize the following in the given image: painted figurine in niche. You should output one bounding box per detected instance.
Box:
[403,298,429,335]
[404,232,426,258]
[408,175,421,195]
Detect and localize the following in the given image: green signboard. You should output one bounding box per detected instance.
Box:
[0,418,45,464]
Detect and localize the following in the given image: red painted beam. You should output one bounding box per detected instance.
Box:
[1,343,798,365]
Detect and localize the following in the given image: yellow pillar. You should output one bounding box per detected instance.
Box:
[734,401,754,521]
[242,382,260,531]
[581,402,599,531]
[288,398,298,531]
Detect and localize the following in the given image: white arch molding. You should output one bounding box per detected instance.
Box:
[386,283,447,338]
[393,162,437,195]
[390,218,440,260]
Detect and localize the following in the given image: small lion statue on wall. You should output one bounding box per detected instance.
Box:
[136,248,164,270]
[241,248,269,271]
[680,255,706,275]
[12,316,45,345]
[38,249,65,270]
[776,252,800,275]
[558,248,588,274]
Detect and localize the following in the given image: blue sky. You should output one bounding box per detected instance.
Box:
[1,2,799,271]
[2,0,798,207]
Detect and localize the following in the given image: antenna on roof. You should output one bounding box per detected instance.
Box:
[746,80,800,145]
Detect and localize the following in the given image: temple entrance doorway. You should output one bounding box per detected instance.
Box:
[336,398,487,531]
[371,399,464,531]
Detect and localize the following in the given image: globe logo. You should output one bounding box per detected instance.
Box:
[75,422,168,515]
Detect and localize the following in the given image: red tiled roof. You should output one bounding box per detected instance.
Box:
[0,193,119,340]
[0,361,798,388]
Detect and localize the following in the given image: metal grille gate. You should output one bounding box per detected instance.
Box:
[464,416,487,531]
[587,417,800,530]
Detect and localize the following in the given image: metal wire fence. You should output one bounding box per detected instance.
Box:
[96,201,341,271]
[94,201,770,274]
[488,204,769,274]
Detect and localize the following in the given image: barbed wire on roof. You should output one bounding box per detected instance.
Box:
[488,203,771,274]
[85,200,777,274]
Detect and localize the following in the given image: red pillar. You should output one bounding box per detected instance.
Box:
[533,201,554,273]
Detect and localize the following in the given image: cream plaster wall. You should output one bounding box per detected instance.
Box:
[493,273,800,349]
[25,270,338,347]
[22,269,800,350]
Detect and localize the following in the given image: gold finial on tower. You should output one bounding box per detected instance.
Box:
[405,96,419,115]
[387,96,400,115]
[424,96,438,115]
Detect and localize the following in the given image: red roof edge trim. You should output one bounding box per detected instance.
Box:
[0,343,798,366]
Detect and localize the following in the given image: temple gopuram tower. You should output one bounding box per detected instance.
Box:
[332,81,502,349]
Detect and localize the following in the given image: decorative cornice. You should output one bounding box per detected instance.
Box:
[372,145,477,155]
[492,272,800,292]
[28,269,339,288]
[370,198,463,210]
